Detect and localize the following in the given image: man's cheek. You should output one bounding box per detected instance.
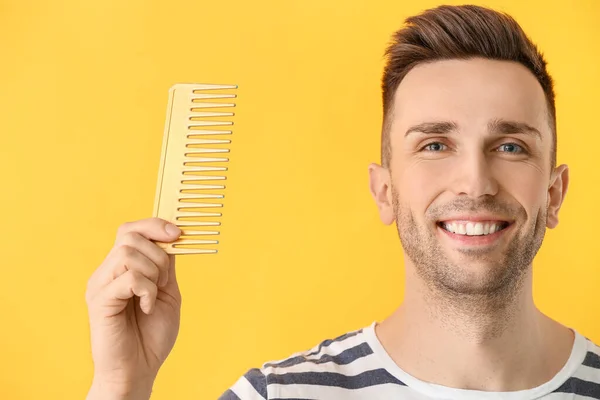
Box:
[404,173,447,208]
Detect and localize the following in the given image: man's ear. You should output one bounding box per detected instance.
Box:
[368,163,395,225]
[546,164,569,229]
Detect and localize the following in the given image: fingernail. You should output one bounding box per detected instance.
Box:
[165,224,181,236]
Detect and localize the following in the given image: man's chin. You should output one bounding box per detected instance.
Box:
[428,254,518,295]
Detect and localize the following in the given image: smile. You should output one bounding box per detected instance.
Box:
[437,220,510,236]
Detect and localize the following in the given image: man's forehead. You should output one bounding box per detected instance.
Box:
[390,58,550,135]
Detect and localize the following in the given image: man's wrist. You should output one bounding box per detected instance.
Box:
[87,377,153,400]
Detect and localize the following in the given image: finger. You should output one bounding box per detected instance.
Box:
[115,217,181,245]
[105,270,158,315]
[168,254,176,281]
[99,245,161,290]
[87,218,181,302]
[163,254,180,293]
[116,231,171,287]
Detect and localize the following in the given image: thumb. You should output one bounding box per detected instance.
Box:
[115,217,182,244]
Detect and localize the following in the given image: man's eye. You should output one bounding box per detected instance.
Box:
[497,143,524,153]
[422,142,447,152]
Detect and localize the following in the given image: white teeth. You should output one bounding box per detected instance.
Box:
[466,222,474,235]
[473,223,484,235]
[483,224,490,235]
[442,221,505,236]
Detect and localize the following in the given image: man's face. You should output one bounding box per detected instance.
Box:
[369,58,568,296]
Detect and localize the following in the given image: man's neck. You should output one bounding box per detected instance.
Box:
[375,267,575,391]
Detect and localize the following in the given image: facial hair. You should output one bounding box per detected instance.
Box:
[392,184,547,316]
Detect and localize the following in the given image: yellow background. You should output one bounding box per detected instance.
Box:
[1,0,598,398]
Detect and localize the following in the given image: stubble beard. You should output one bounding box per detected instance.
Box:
[392,185,547,328]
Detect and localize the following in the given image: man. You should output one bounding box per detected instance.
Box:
[86,4,600,400]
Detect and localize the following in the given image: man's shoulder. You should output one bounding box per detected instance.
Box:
[261,324,372,374]
[551,333,600,399]
[220,324,386,400]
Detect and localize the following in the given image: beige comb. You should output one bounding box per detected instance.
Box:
[153,83,237,254]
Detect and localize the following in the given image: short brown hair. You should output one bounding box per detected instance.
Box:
[380,4,556,169]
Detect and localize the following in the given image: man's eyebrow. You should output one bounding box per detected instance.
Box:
[488,119,542,139]
[404,121,458,137]
[403,119,542,139]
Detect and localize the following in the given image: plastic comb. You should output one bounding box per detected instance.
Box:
[153,83,237,254]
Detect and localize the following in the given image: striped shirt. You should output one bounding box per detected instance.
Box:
[219,322,600,399]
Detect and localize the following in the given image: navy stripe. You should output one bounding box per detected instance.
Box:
[267,368,406,389]
[304,329,363,358]
[218,389,242,400]
[583,351,600,369]
[553,377,600,397]
[265,342,373,369]
[244,368,268,399]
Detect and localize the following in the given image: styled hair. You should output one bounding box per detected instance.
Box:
[380,4,556,168]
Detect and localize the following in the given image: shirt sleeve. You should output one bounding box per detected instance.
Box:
[218,368,268,400]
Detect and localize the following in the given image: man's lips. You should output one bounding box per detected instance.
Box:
[436,220,514,246]
[437,214,513,223]
[437,214,512,233]
[437,220,511,236]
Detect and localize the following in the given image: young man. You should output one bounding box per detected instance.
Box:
[86,4,600,400]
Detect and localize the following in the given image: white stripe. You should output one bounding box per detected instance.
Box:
[304,332,365,357]
[542,393,600,400]
[573,363,600,384]
[229,375,266,400]
[269,382,417,400]
[263,331,367,369]
[304,333,369,359]
[587,340,600,357]
[263,350,380,376]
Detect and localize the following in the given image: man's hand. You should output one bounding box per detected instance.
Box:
[85,218,183,399]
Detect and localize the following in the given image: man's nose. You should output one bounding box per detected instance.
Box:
[451,152,499,198]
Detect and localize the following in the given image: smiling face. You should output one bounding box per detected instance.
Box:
[369,58,569,296]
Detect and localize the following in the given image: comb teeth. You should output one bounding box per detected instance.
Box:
[178,193,224,199]
[190,111,234,118]
[181,230,220,235]
[185,148,230,155]
[175,220,221,226]
[187,130,232,136]
[180,184,225,190]
[178,202,222,208]
[183,157,229,163]
[182,166,228,172]
[189,121,233,127]
[186,139,231,145]
[191,84,237,90]
[153,83,237,254]
[192,93,236,99]
[181,174,226,181]
[191,102,235,109]
[177,211,222,217]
